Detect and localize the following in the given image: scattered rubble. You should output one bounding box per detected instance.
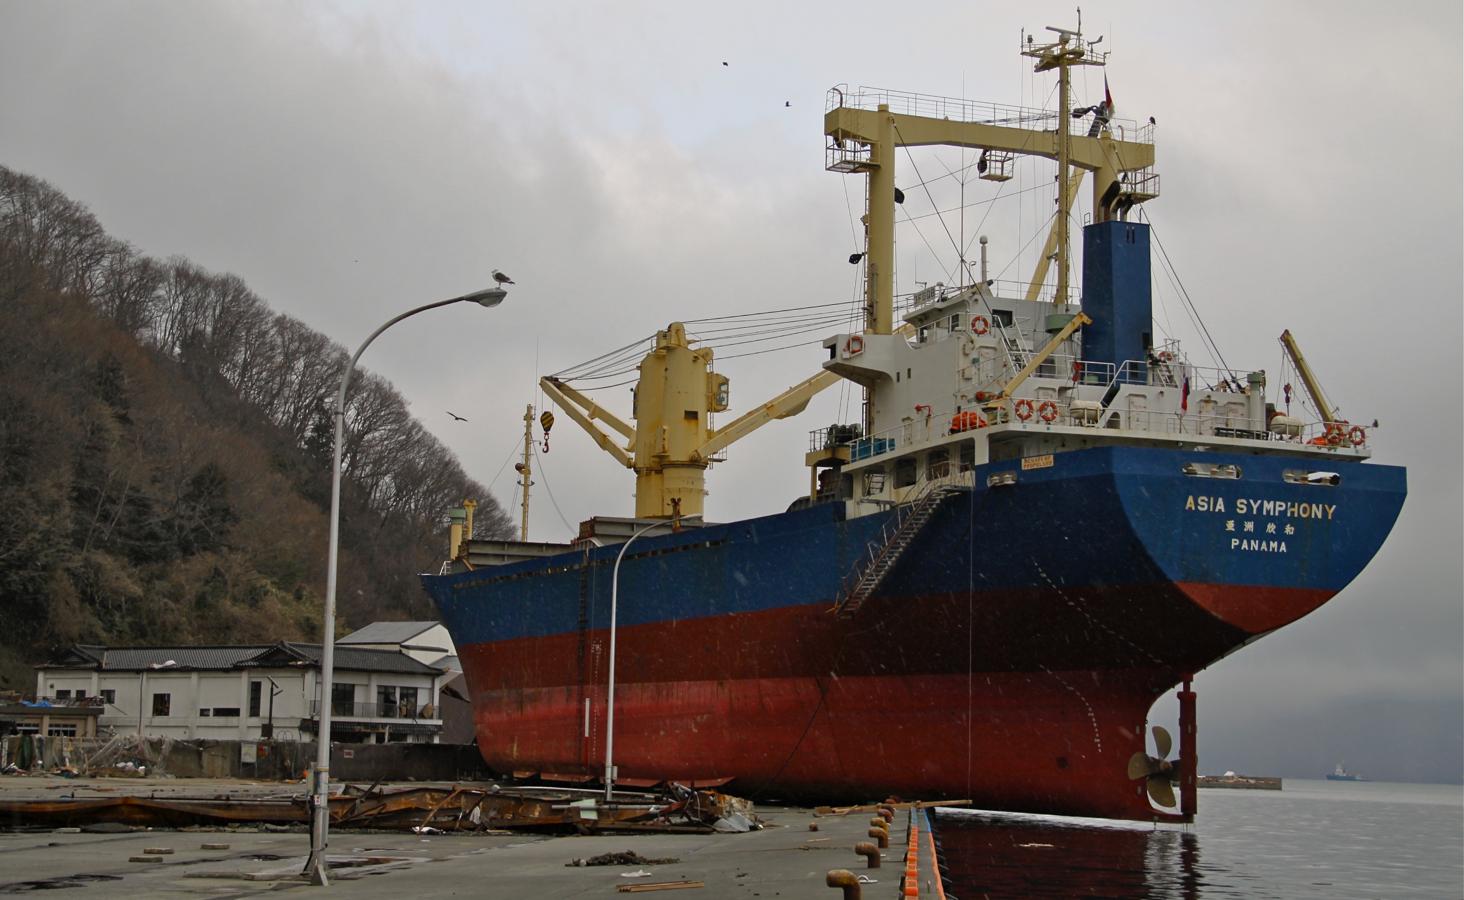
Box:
[1,781,761,835]
[567,851,681,867]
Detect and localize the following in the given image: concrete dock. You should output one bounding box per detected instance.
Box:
[0,777,949,898]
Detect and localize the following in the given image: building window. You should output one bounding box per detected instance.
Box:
[101,689,116,705]
[249,681,263,717]
[332,683,355,717]
[212,707,240,718]
[75,689,87,700]
[152,693,171,716]
[200,708,213,717]
[399,687,419,718]
[55,689,72,700]
[894,457,917,488]
[377,686,398,718]
[48,724,78,737]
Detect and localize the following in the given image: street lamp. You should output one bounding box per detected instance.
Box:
[603,519,664,804]
[304,284,507,886]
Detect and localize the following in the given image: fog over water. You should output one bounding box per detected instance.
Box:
[1,1,1458,783]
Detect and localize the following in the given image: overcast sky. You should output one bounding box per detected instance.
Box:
[2,1,1459,784]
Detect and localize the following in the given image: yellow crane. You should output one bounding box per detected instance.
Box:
[541,323,841,519]
[1279,329,1337,424]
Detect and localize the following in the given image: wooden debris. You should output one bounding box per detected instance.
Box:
[616,881,705,893]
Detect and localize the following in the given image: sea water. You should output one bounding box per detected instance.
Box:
[933,780,1463,899]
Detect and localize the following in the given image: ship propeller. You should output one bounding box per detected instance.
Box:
[1127,725,1179,808]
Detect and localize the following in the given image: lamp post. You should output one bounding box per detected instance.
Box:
[304,284,507,886]
[603,519,664,804]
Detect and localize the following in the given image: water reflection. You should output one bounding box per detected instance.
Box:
[935,810,1201,899]
[935,782,1463,899]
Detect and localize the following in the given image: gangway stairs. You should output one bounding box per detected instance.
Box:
[834,483,956,618]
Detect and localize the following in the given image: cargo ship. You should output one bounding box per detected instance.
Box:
[421,23,1405,822]
[1326,763,1364,782]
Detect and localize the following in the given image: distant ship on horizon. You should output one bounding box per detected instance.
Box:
[1326,763,1365,782]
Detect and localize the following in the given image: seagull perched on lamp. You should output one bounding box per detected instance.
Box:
[492,269,515,285]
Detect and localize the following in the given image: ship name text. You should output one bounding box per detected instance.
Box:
[1184,495,1337,520]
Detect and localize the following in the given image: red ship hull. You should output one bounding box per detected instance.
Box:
[455,582,1330,820]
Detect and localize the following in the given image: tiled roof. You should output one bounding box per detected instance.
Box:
[57,646,271,671]
[43,642,443,676]
[271,643,443,676]
[339,621,441,645]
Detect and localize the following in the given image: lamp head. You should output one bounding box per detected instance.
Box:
[460,286,508,308]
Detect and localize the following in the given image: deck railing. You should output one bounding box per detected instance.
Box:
[309,700,440,721]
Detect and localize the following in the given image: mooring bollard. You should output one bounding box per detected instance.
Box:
[869,816,889,829]
[853,840,881,868]
[867,827,889,848]
[877,805,895,822]
[826,868,862,899]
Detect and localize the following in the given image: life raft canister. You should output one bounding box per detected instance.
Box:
[951,411,987,433]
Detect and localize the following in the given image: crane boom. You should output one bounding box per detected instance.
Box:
[1279,329,1337,424]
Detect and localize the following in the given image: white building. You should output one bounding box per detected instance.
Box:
[339,621,476,743]
[36,636,447,744]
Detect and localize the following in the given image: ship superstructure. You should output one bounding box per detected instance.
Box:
[421,23,1405,822]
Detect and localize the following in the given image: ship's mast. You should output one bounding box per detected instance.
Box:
[825,21,1148,330]
[1023,23,1106,306]
[517,404,533,541]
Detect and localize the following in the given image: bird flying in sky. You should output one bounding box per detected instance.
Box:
[492,269,514,285]
[447,411,468,422]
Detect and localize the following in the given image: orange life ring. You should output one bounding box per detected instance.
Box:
[1014,398,1035,421]
[1348,425,1366,447]
[1038,400,1059,423]
[843,334,864,356]
[1324,422,1346,446]
[971,315,990,336]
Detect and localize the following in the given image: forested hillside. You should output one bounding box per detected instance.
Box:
[0,166,511,690]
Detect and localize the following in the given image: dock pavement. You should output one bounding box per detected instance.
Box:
[0,777,949,898]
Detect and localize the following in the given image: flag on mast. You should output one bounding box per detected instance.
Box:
[1104,75,1114,116]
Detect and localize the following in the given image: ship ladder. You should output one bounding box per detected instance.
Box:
[992,316,1030,373]
[835,482,956,618]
